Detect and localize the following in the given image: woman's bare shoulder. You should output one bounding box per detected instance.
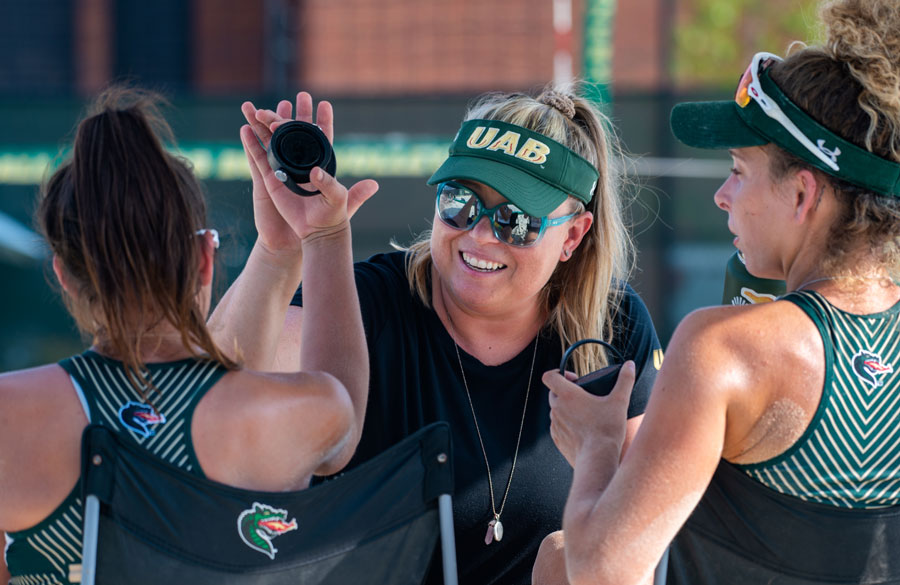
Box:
[662,300,821,407]
[0,362,70,387]
[0,363,82,414]
[674,300,814,354]
[0,363,86,531]
[200,368,350,434]
[666,300,824,449]
[193,368,354,490]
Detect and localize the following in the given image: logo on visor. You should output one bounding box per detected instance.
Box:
[465,127,551,165]
[816,139,841,165]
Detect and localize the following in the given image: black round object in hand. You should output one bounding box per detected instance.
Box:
[559,338,626,397]
[266,121,337,196]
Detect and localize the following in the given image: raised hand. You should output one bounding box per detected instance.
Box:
[239,92,379,253]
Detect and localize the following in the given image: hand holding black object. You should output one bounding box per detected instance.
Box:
[546,348,635,468]
[559,339,625,397]
[267,121,337,196]
[239,93,378,251]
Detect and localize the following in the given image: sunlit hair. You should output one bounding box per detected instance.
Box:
[398,83,635,374]
[767,0,900,278]
[37,85,239,400]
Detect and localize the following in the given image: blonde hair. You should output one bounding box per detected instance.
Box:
[399,83,634,374]
[767,0,900,278]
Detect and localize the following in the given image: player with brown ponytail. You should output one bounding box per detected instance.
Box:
[0,86,370,583]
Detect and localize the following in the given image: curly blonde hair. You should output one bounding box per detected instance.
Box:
[399,83,635,374]
[768,0,900,277]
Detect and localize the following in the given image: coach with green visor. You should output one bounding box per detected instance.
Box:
[211,84,663,585]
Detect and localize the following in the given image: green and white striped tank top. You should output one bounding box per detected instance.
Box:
[4,351,227,584]
[738,290,900,509]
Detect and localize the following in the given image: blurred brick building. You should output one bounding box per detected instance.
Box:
[0,0,698,371]
[5,0,669,99]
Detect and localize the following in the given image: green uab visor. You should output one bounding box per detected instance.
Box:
[670,52,900,198]
[428,119,599,217]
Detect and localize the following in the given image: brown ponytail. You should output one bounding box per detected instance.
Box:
[38,86,238,400]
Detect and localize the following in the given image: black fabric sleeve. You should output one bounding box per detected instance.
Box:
[610,284,663,418]
[292,259,661,420]
[290,252,409,353]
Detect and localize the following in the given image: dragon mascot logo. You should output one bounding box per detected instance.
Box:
[118,401,166,438]
[237,502,298,559]
[852,350,894,388]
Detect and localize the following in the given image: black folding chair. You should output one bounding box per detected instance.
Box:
[80,422,457,585]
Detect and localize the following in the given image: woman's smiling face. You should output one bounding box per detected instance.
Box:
[430,179,591,317]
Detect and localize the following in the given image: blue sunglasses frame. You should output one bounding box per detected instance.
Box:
[435,181,579,247]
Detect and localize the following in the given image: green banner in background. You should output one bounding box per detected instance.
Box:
[0,140,452,185]
[0,150,55,185]
[583,0,616,106]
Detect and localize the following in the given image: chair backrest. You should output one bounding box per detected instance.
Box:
[80,421,457,585]
[667,460,900,584]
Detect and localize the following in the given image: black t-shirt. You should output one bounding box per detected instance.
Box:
[293,251,661,585]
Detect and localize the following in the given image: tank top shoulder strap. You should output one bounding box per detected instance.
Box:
[738,290,837,466]
[57,350,229,477]
[58,353,96,423]
[177,359,229,473]
[780,290,834,349]
[780,288,837,371]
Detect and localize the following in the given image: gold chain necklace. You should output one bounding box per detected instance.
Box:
[453,335,538,545]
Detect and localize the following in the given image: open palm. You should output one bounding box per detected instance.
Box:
[239,92,379,253]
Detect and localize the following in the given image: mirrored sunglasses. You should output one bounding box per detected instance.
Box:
[735,51,840,171]
[435,181,578,247]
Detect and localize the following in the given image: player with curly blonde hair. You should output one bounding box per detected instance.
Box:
[544,0,900,583]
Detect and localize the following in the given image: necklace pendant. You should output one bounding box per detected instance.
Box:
[484,519,496,545]
[484,516,504,544]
